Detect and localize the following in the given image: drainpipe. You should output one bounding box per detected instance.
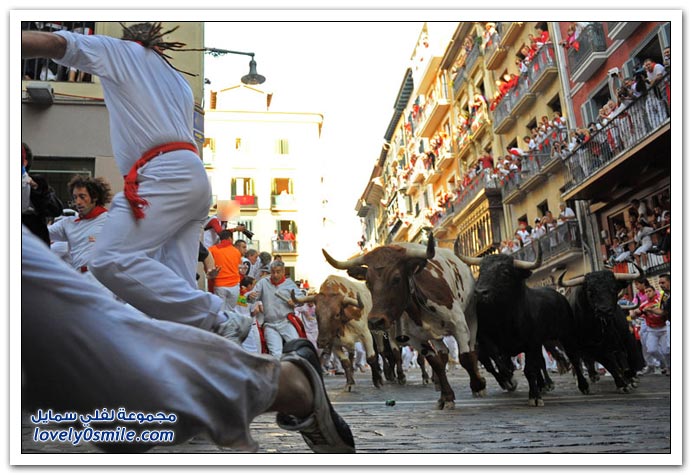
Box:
[551,22,576,126]
[553,22,598,272]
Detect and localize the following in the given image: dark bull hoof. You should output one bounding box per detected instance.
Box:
[502,377,518,392]
[528,397,545,407]
[436,399,456,410]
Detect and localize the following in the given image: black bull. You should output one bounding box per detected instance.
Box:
[456,242,585,406]
[559,268,646,393]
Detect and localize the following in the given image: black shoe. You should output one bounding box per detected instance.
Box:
[276,339,356,453]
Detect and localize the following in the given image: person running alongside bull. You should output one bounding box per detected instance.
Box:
[632,285,670,375]
[251,260,306,357]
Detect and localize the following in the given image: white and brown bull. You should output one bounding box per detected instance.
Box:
[322,234,486,409]
[291,275,384,391]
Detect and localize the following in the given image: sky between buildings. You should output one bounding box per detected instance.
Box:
[204,21,442,254]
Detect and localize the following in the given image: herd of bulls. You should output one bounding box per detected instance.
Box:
[299,232,645,409]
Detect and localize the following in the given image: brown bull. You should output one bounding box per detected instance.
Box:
[322,233,485,410]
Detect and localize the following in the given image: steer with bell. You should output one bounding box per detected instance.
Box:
[323,233,485,410]
[291,275,383,391]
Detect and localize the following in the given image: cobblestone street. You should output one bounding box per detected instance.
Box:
[21,365,672,456]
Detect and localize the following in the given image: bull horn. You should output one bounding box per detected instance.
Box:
[426,231,435,259]
[322,248,366,270]
[290,289,316,304]
[558,271,584,287]
[513,241,542,270]
[613,262,643,281]
[342,293,364,309]
[454,235,483,265]
[619,302,640,310]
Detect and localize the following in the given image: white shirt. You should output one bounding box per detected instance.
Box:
[54,31,196,176]
[48,211,108,269]
[558,207,576,224]
[646,63,666,84]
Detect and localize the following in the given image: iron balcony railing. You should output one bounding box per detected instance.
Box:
[271,240,297,254]
[501,128,570,199]
[567,23,607,75]
[563,74,671,193]
[22,21,96,82]
[510,220,581,264]
[491,44,557,130]
[430,169,501,228]
[484,32,502,60]
[453,42,481,97]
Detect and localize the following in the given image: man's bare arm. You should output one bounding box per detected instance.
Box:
[22,31,67,59]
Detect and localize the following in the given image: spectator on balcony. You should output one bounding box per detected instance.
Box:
[633,218,655,270]
[559,22,580,52]
[535,22,550,46]
[552,110,568,132]
[507,145,525,159]
[613,220,629,243]
[605,237,632,268]
[542,210,557,232]
[662,47,671,69]
[644,58,666,88]
[558,202,576,224]
[531,217,547,241]
[482,22,497,51]
[517,219,532,242]
[514,57,528,75]
[519,45,535,64]
[523,134,537,154]
[471,93,487,118]
[631,199,650,220]
[479,153,494,170]
[656,211,671,255]
[641,59,668,129]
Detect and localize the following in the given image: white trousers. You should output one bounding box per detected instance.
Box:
[644,326,670,370]
[22,226,280,451]
[214,285,240,313]
[90,150,223,331]
[639,322,659,367]
[263,320,300,357]
[241,319,263,354]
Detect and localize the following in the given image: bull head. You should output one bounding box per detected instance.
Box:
[558,264,642,288]
[322,234,435,280]
[455,236,542,270]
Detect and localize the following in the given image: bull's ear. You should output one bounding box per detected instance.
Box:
[517,268,533,280]
[347,266,368,281]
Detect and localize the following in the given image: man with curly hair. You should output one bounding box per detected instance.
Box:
[21,22,355,454]
[48,174,112,277]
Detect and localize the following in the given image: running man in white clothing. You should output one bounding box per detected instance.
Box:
[21,22,355,454]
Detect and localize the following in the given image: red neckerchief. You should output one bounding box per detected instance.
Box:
[271,277,286,287]
[75,206,108,222]
[216,241,232,249]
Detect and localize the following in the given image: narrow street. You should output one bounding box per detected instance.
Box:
[22,366,671,454]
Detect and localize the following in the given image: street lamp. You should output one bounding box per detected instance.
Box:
[205,47,266,85]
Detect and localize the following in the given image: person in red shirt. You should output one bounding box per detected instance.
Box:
[634,285,670,374]
[208,230,243,312]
